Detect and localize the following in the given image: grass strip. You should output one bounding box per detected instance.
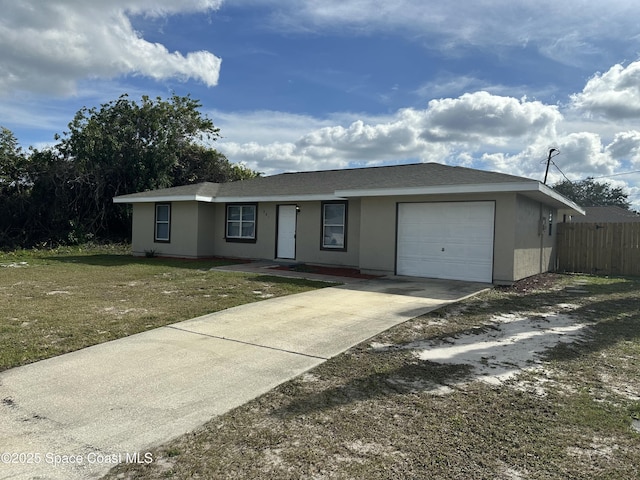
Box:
[0,244,330,372]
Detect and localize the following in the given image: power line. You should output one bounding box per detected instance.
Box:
[551,160,572,183]
[588,170,640,180]
[539,150,640,188]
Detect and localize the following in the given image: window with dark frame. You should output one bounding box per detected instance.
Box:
[321,201,347,250]
[548,210,553,236]
[226,204,257,241]
[155,203,171,242]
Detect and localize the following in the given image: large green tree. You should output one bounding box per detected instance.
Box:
[0,127,31,246]
[553,178,631,209]
[0,127,26,186]
[2,95,258,248]
[48,94,223,239]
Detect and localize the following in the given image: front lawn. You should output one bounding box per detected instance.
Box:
[105,273,640,480]
[0,244,330,372]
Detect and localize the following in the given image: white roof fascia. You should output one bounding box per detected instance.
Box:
[113,181,585,213]
[113,194,215,204]
[334,182,541,198]
[212,194,343,203]
[114,193,343,204]
[335,181,586,214]
[537,183,586,215]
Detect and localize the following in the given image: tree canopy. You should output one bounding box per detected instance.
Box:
[0,127,31,245]
[552,178,631,209]
[0,94,259,248]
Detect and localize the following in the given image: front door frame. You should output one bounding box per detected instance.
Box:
[276,204,297,259]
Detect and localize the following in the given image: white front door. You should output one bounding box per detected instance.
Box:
[277,205,297,259]
[396,201,495,282]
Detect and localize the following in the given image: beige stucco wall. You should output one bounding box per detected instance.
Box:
[130,203,153,256]
[131,202,201,258]
[293,200,361,267]
[512,194,556,281]
[210,200,361,267]
[131,200,360,262]
[357,193,519,282]
[210,203,276,259]
[129,194,558,283]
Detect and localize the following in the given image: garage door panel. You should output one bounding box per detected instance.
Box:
[397,202,495,282]
[445,244,490,259]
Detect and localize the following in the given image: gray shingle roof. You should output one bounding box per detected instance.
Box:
[115,182,222,200]
[570,206,640,223]
[219,162,533,196]
[114,162,535,201]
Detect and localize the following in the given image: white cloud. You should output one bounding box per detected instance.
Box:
[606,131,640,166]
[215,82,637,208]
[0,1,223,95]
[421,92,561,145]
[554,133,618,176]
[209,110,337,146]
[219,141,319,175]
[254,0,640,66]
[217,92,560,174]
[571,62,640,120]
[475,133,620,186]
[414,75,529,101]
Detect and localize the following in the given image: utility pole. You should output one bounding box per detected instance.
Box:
[543,148,558,185]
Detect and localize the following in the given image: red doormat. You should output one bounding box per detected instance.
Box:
[270,264,381,279]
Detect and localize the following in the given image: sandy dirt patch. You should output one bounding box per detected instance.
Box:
[376,302,590,390]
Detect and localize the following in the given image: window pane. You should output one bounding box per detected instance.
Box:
[228,206,241,221]
[226,205,257,240]
[241,222,255,238]
[242,206,256,221]
[324,204,344,225]
[156,223,169,240]
[227,222,240,237]
[323,226,344,248]
[156,205,169,222]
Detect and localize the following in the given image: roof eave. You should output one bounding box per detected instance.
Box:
[113,194,215,204]
[112,180,586,214]
[212,194,343,203]
[533,184,586,215]
[335,181,586,214]
[334,182,537,197]
[113,193,343,204]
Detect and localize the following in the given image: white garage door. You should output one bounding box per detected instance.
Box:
[397,201,495,283]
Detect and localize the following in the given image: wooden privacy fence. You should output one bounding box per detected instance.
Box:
[557,222,640,276]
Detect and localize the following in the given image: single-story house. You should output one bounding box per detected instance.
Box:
[113,162,584,284]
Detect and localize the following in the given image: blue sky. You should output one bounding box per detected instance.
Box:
[2,1,640,208]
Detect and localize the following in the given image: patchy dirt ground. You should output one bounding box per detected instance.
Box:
[105,273,640,480]
[373,305,588,392]
[368,275,592,394]
[498,272,564,293]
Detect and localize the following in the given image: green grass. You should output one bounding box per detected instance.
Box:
[103,273,640,480]
[0,244,331,372]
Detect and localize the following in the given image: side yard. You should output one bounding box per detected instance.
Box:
[105,273,640,480]
[0,245,329,372]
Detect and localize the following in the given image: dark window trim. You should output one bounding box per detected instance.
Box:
[154,203,171,243]
[225,203,258,243]
[320,200,348,251]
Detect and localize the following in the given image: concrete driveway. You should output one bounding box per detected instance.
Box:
[0,275,488,480]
